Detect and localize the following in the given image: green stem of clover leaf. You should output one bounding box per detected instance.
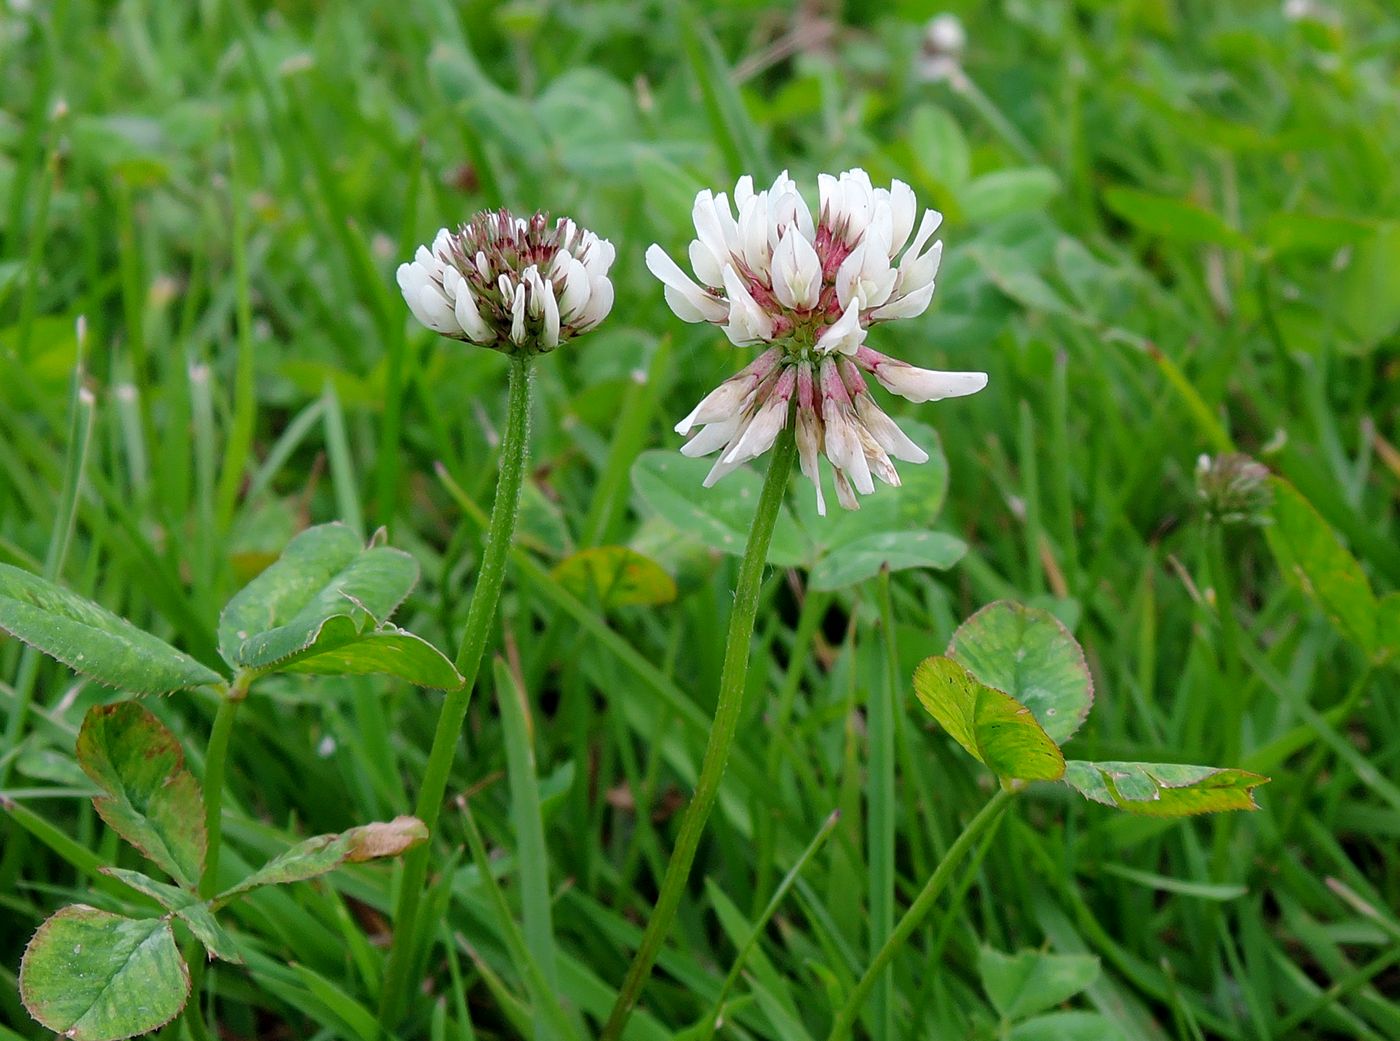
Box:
[825,788,1016,1041]
[600,428,797,1041]
[380,354,535,1028]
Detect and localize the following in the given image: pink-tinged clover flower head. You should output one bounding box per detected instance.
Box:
[646,168,986,513]
[397,209,614,355]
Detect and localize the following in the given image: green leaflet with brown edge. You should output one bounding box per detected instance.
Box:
[78,702,205,889]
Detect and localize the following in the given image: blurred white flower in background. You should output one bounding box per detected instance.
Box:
[647,169,986,513]
[917,13,967,85]
[398,209,615,354]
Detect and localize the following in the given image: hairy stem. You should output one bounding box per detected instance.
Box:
[379,355,534,1027]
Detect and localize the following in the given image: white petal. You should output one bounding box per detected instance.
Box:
[815,299,865,356]
[681,415,742,457]
[453,282,492,342]
[721,265,775,345]
[869,278,937,322]
[771,231,821,310]
[646,244,727,323]
[510,284,527,344]
[674,346,781,435]
[870,361,988,403]
[578,276,614,331]
[852,393,928,463]
[541,279,560,349]
[557,257,591,320]
[795,406,826,516]
[884,180,918,257]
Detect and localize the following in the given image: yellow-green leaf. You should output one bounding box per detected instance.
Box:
[912,656,1065,783]
[550,546,678,609]
[1063,760,1268,816]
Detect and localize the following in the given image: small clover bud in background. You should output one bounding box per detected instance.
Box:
[397,209,615,355]
[917,13,967,85]
[647,168,986,513]
[1195,452,1273,526]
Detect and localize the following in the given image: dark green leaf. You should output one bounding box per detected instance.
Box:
[1063,760,1267,816]
[630,451,807,567]
[807,531,966,591]
[0,563,223,693]
[78,702,205,889]
[912,657,1065,783]
[1336,220,1400,347]
[20,906,189,1041]
[978,947,1100,1020]
[949,601,1093,746]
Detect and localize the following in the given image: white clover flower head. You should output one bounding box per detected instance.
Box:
[648,168,987,513]
[397,209,615,355]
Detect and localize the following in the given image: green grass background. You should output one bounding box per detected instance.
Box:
[2,0,1399,1038]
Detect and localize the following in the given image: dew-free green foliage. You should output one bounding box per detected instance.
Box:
[1062,761,1268,817]
[550,546,678,609]
[948,600,1093,745]
[19,906,190,1041]
[0,564,224,693]
[218,522,462,687]
[77,701,207,889]
[977,946,1100,1022]
[912,656,1066,783]
[5,1,1400,1039]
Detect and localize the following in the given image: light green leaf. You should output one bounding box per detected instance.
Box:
[1063,760,1267,816]
[960,168,1060,223]
[1010,1011,1125,1041]
[78,702,205,889]
[630,451,807,567]
[0,563,223,694]
[1265,477,1377,655]
[99,868,241,964]
[807,531,966,591]
[978,947,1100,1020]
[1103,187,1249,249]
[912,657,1065,783]
[949,601,1093,746]
[218,816,428,901]
[551,546,678,609]
[20,906,189,1041]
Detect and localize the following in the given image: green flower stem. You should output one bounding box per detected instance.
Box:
[825,788,1016,1041]
[380,354,534,1027]
[600,429,797,1041]
[200,673,251,900]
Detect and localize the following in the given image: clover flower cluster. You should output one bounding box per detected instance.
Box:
[645,169,986,512]
[398,209,614,355]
